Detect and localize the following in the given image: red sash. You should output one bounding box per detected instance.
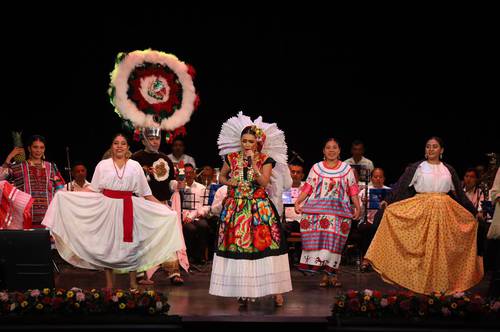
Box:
[103,189,134,242]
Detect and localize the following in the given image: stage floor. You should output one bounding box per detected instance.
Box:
[54,257,491,323]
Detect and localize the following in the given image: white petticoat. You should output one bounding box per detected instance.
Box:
[209,253,292,298]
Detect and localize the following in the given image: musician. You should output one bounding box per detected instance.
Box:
[357,168,390,272]
[170,163,210,264]
[64,162,90,192]
[167,137,196,169]
[131,127,184,285]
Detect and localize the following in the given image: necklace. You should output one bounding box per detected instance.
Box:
[28,159,43,167]
[27,160,46,185]
[113,159,127,180]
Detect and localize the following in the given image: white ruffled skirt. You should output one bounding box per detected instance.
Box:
[42,191,183,273]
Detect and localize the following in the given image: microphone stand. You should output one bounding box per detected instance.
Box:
[65,146,73,191]
[363,167,370,223]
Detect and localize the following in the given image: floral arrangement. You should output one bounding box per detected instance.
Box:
[332,289,500,319]
[0,288,169,316]
[109,49,199,143]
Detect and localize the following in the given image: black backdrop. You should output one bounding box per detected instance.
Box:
[1,9,498,185]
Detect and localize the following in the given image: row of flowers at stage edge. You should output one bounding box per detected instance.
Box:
[332,289,500,319]
[0,288,169,315]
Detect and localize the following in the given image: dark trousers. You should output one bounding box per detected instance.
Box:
[183,218,209,264]
[284,220,301,264]
[486,239,500,297]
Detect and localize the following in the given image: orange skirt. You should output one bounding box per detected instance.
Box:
[365,193,483,295]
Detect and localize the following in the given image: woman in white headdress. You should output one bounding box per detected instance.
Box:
[209,112,292,307]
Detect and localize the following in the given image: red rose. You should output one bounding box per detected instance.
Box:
[388,296,397,305]
[253,225,272,251]
[127,300,136,309]
[399,300,411,311]
[340,221,350,234]
[300,219,310,230]
[52,297,63,308]
[319,218,330,229]
[42,297,52,305]
[348,298,360,311]
[373,291,382,299]
[347,290,358,299]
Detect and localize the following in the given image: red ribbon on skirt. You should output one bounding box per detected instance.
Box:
[103,189,134,242]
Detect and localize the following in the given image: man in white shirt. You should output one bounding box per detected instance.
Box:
[463,168,485,214]
[344,140,374,185]
[210,185,228,217]
[167,137,196,169]
[284,163,306,224]
[266,163,293,218]
[170,163,209,264]
[64,163,90,192]
[357,168,390,272]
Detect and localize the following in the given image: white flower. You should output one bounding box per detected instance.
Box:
[363,289,373,297]
[380,298,389,307]
[453,292,465,298]
[10,303,16,311]
[156,301,163,311]
[0,292,8,302]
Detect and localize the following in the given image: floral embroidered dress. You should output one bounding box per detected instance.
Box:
[298,161,359,275]
[209,152,292,298]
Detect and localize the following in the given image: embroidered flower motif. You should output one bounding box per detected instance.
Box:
[300,219,310,230]
[319,217,330,229]
[340,221,350,234]
[253,225,272,251]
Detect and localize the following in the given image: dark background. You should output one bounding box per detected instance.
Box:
[1,8,498,185]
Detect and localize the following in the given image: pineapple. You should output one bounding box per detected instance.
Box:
[11,131,25,163]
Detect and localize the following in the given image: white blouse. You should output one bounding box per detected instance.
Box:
[410,161,455,193]
[90,159,152,196]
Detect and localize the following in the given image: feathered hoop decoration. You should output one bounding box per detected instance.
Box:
[217,112,288,165]
[108,49,199,143]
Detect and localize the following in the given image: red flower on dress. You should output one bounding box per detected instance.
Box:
[300,219,310,230]
[319,218,330,229]
[253,225,272,251]
[270,222,281,243]
[340,221,350,234]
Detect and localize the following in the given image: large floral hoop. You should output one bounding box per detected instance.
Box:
[109,49,199,142]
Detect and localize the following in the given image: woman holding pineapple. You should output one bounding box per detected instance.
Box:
[3,135,65,228]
